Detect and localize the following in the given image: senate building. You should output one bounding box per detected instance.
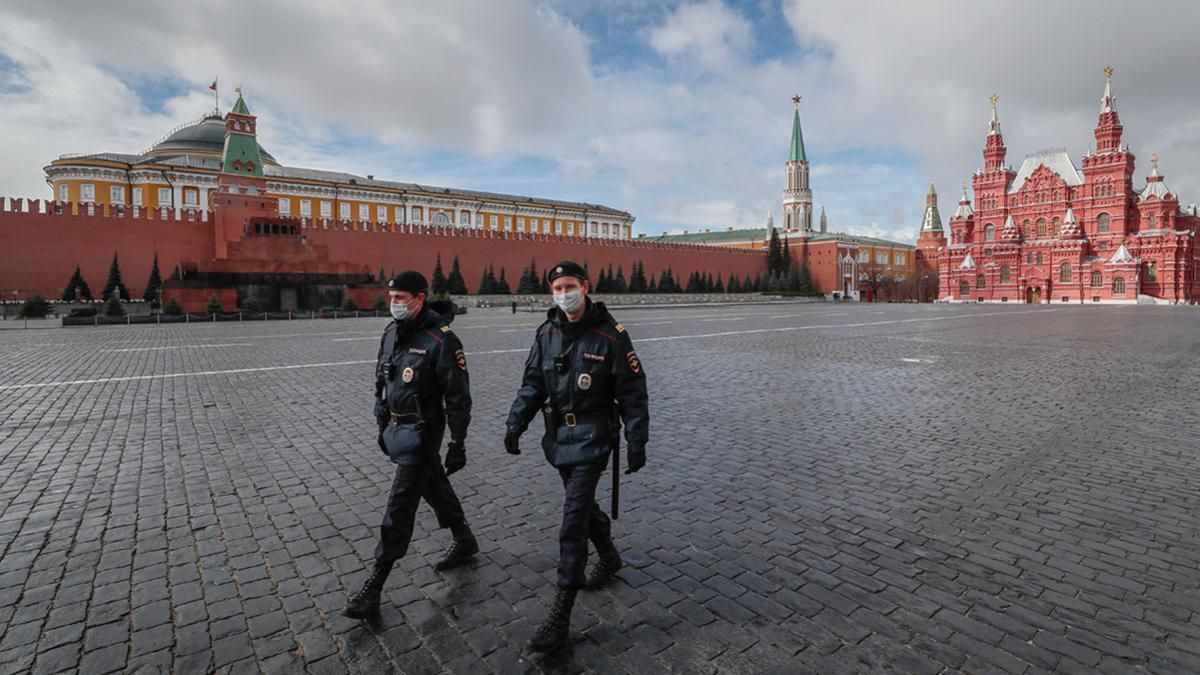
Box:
[915,68,1200,304]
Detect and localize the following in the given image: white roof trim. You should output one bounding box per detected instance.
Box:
[1109,244,1136,264]
[957,253,977,270]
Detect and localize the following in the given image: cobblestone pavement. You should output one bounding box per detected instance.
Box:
[1,302,1199,674]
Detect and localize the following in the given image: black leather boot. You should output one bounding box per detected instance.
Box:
[584,539,623,590]
[435,523,479,571]
[528,587,576,652]
[342,561,392,619]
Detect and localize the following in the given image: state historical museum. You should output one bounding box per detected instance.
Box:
[916,69,1200,304]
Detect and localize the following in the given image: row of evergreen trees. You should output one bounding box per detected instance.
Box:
[60,253,179,303]
[765,228,817,293]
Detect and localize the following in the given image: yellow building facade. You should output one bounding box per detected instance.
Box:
[45,109,635,239]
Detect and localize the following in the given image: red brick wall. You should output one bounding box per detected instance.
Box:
[1,200,766,301]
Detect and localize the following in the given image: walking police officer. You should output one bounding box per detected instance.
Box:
[344,271,479,619]
[504,260,649,651]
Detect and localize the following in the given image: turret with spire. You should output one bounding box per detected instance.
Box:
[983,94,1006,172]
[1094,66,1123,153]
[211,88,278,258]
[916,182,947,294]
[819,206,827,234]
[782,95,813,238]
[920,182,943,233]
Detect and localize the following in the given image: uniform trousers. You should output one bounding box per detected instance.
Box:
[556,460,613,589]
[374,454,466,564]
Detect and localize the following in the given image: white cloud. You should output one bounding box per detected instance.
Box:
[647,0,753,73]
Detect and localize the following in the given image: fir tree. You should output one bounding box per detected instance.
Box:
[517,260,538,294]
[786,266,801,291]
[597,267,609,293]
[658,268,672,293]
[781,235,793,274]
[647,276,657,294]
[241,295,261,313]
[204,295,223,314]
[143,254,163,303]
[727,274,741,293]
[430,254,448,296]
[614,265,627,293]
[496,267,512,294]
[447,255,468,295]
[101,253,130,301]
[379,266,386,282]
[714,275,725,293]
[797,263,814,293]
[686,271,701,293]
[163,297,183,315]
[104,294,125,317]
[61,265,93,302]
[477,265,496,295]
[746,274,756,292]
[169,265,181,281]
[767,228,782,274]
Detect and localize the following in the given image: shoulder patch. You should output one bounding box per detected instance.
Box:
[455,349,467,371]
[626,350,641,374]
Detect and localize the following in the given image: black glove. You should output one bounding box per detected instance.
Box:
[504,431,521,455]
[625,443,646,474]
[445,440,466,475]
[374,399,389,433]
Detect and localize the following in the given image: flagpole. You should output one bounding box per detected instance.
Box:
[214,79,218,112]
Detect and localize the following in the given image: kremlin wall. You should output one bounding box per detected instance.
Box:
[0,92,764,312]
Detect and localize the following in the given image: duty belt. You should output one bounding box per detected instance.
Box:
[389,410,422,424]
[552,410,609,428]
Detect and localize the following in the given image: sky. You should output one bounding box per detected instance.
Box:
[2,1,1199,243]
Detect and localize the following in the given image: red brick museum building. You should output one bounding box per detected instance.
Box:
[917,69,1200,304]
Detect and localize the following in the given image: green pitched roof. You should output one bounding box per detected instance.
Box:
[231,93,251,115]
[789,109,807,162]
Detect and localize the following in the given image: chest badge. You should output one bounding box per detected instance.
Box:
[401,366,414,383]
[577,373,592,390]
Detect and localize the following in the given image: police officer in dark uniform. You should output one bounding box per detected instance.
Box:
[343,270,478,619]
[504,260,649,651]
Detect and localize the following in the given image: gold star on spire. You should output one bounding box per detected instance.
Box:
[1104,65,1114,81]
[989,94,999,109]
[792,94,801,109]
[1151,153,1159,169]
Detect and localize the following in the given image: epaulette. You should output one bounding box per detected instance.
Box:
[440,325,451,333]
[614,322,626,334]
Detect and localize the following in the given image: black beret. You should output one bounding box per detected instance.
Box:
[548,261,588,283]
[388,270,429,295]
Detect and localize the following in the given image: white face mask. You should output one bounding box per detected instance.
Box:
[390,300,414,321]
[553,290,584,314]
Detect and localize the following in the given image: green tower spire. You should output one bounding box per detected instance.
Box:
[221,89,263,177]
[789,96,807,162]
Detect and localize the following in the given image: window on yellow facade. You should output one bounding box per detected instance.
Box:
[81,184,95,203]
[504,216,512,230]
[1113,277,1126,295]
[894,253,905,266]
[976,274,986,289]
[984,223,995,241]
[1000,265,1011,283]
[320,201,331,218]
[278,198,291,216]
[1090,271,1103,287]
[109,186,125,204]
[460,210,470,225]
[1060,262,1071,282]
[157,188,171,206]
[378,205,388,222]
[1097,212,1111,233]
[132,188,142,206]
[299,200,310,217]
[58,184,69,202]
[857,251,869,264]
[875,251,887,265]
[183,189,198,207]
[358,204,369,221]
[432,212,450,225]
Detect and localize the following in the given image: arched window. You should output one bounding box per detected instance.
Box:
[984,223,995,241]
[1097,212,1111,233]
[1113,277,1126,295]
[960,280,970,297]
[1148,213,1156,228]
[1000,265,1011,283]
[1022,220,1032,238]
[1037,219,1047,237]
[1091,271,1103,288]
[1144,261,1157,281]
[976,274,986,289]
[245,162,254,173]
[431,212,450,225]
[232,160,241,170]
[460,210,470,226]
[1060,262,1072,282]
[1051,218,1060,236]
